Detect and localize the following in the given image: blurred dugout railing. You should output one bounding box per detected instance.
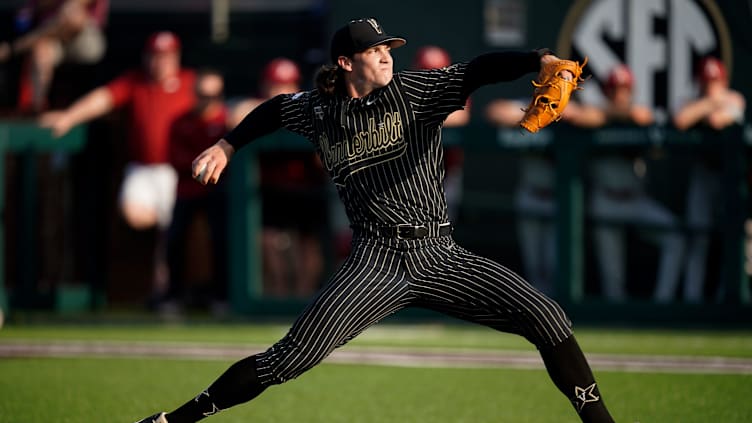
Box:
[0,121,87,314]
[227,123,752,324]
[0,122,750,324]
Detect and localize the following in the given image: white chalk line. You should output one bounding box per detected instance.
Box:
[1,340,751,374]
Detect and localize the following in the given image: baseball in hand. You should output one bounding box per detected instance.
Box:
[196,163,208,181]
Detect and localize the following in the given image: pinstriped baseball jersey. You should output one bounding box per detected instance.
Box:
[277,65,468,232]
[250,61,574,388]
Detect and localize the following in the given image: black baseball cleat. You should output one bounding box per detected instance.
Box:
[134,412,168,423]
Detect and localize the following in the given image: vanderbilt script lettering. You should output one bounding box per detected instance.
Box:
[320,112,405,173]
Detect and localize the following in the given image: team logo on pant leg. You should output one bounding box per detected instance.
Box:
[572,382,600,412]
[194,389,222,416]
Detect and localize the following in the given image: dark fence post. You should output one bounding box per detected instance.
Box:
[720,126,750,304]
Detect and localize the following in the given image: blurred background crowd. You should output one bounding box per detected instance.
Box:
[0,0,750,321]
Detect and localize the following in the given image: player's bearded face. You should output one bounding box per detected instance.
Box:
[352,44,394,90]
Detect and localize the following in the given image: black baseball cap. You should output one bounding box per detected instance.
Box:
[330,18,406,63]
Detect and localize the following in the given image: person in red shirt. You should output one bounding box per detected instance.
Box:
[0,0,109,112]
[165,68,229,313]
[39,31,196,308]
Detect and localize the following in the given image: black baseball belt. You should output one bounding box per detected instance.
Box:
[379,222,453,240]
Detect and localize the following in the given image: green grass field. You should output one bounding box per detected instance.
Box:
[1,322,751,422]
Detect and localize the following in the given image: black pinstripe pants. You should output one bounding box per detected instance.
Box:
[255,234,573,386]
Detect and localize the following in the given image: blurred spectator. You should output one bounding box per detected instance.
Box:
[229,58,303,127]
[485,99,601,295]
[412,45,471,221]
[588,64,684,303]
[674,57,745,131]
[229,58,327,299]
[166,68,229,315]
[673,56,746,303]
[0,0,108,112]
[38,31,196,309]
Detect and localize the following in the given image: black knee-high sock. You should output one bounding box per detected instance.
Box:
[539,335,614,423]
[166,355,267,423]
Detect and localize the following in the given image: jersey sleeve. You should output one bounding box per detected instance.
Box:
[224,91,317,151]
[278,91,316,140]
[105,70,137,108]
[398,64,469,127]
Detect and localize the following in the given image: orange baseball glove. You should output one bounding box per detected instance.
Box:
[519,57,587,133]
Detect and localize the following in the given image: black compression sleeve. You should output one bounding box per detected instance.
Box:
[223,95,284,151]
[461,50,543,100]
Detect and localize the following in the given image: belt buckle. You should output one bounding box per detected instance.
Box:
[395,224,427,239]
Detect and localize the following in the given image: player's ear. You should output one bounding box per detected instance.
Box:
[337,56,353,71]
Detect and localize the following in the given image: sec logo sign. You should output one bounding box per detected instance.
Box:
[556,0,732,119]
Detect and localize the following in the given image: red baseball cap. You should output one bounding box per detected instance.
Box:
[698,56,727,84]
[606,64,634,89]
[413,46,451,70]
[262,58,301,85]
[145,31,181,54]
